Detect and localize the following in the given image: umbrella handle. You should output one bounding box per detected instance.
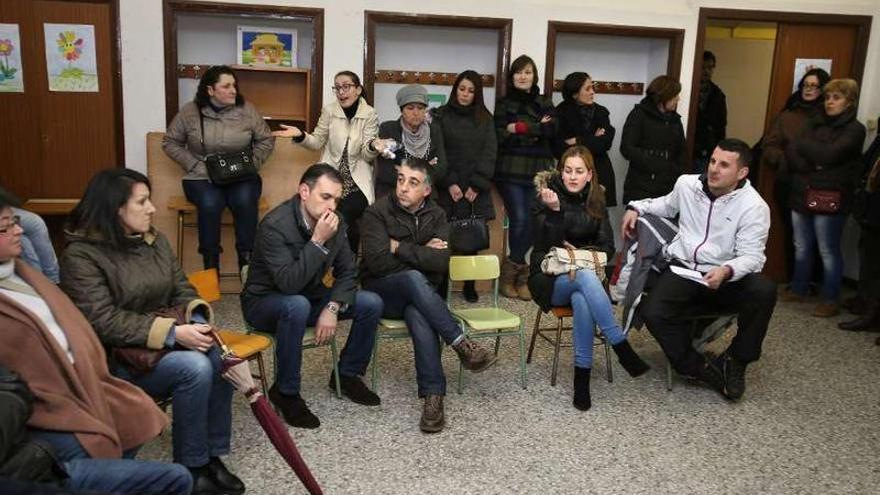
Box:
[209,328,234,356]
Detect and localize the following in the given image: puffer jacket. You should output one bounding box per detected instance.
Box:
[786,108,866,213]
[162,101,275,181]
[554,99,618,206]
[494,87,557,184]
[376,119,447,199]
[432,103,497,221]
[528,170,615,312]
[360,194,450,288]
[60,229,210,350]
[620,96,687,203]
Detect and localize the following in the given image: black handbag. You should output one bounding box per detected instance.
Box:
[199,110,258,185]
[449,202,490,253]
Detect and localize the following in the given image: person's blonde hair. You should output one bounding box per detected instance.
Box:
[558,146,605,220]
[824,78,860,106]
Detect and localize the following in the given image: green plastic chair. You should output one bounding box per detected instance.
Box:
[369,318,409,390]
[240,266,341,398]
[447,255,527,392]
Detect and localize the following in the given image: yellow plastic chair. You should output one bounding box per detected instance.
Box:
[238,266,341,398]
[187,268,273,396]
[369,318,409,390]
[447,255,526,392]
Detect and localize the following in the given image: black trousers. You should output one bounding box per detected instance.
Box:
[858,225,880,300]
[641,268,777,375]
[336,189,369,255]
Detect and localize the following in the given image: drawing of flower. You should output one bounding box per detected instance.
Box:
[56,30,83,64]
[0,38,16,79]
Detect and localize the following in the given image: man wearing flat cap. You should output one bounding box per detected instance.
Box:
[375,84,447,199]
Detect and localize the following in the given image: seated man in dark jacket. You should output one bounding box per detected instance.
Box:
[241,163,382,429]
[360,158,496,433]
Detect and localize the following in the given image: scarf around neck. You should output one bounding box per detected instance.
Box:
[400,118,431,159]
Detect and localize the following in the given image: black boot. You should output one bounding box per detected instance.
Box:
[463,281,479,303]
[237,250,251,272]
[202,253,219,270]
[573,366,592,411]
[612,340,650,377]
[838,302,880,332]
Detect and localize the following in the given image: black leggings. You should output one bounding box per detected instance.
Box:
[337,189,369,255]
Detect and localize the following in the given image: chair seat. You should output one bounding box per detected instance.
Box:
[379,318,407,329]
[452,308,520,330]
[217,330,271,359]
[549,307,573,318]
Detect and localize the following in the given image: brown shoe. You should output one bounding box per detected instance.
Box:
[420,395,445,433]
[452,337,498,372]
[500,259,518,299]
[779,290,808,303]
[813,302,840,318]
[515,262,532,301]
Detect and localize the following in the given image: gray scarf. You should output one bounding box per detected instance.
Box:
[400,118,431,159]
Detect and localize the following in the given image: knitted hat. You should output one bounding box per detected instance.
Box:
[396,84,428,108]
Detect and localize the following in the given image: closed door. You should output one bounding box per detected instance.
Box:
[0,0,121,200]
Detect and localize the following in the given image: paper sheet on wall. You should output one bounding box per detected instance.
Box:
[793,58,832,93]
[0,23,25,93]
[44,23,99,92]
[670,265,709,287]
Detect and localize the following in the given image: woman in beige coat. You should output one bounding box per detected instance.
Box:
[274,71,391,253]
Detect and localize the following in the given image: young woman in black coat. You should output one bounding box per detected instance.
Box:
[528,146,648,410]
[555,72,617,206]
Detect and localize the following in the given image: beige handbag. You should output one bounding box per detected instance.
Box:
[540,246,608,282]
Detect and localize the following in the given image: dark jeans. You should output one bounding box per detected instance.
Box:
[497,181,535,264]
[182,177,262,258]
[336,189,369,255]
[640,268,777,375]
[28,430,192,495]
[243,290,382,395]
[365,270,464,397]
[113,348,233,467]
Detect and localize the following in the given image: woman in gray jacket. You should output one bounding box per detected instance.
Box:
[162,65,275,271]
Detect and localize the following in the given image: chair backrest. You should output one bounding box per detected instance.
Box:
[448,255,500,282]
[187,268,221,303]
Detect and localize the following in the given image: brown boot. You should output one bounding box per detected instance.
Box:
[419,395,445,433]
[452,337,498,372]
[500,259,518,299]
[813,302,840,318]
[515,262,532,301]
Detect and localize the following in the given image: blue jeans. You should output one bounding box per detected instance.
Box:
[550,270,626,368]
[497,181,535,264]
[15,207,60,283]
[365,270,465,397]
[182,177,262,257]
[790,211,847,301]
[28,430,192,495]
[243,290,381,395]
[114,348,233,467]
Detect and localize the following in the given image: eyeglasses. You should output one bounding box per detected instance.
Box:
[0,215,21,235]
[332,83,356,94]
[803,83,821,90]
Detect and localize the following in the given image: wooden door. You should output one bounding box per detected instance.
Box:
[759,22,860,281]
[0,0,121,200]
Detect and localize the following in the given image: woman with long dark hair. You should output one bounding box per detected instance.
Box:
[162,65,274,271]
[432,70,497,302]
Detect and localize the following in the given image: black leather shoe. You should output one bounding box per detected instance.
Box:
[838,306,880,332]
[207,457,244,494]
[330,372,381,406]
[189,459,245,495]
[269,384,320,429]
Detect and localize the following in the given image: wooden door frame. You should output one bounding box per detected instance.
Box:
[162,0,324,129]
[686,8,872,158]
[544,21,685,97]
[363,11,513,104]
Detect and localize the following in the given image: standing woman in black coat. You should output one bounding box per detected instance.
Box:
[528,146,648,411]
[555,72,617,206]
[620,75,687,204]
[432,70,497,302]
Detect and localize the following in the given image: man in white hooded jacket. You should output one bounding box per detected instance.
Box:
[622,138,776,401]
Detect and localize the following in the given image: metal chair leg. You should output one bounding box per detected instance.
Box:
[527,310,542,364]
[176,211,185,262]
[370,338,379,391]
[550,315,564,386]
[518,322,527,389]
[329,338,341,398]
[255,352,269,397]
[603,336,613,383]
[494,330,501,356]
[666,359,674,391]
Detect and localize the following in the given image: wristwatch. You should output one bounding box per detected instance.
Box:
[326,301,340,315]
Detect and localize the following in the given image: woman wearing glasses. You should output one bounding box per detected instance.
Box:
[274,71,388,253]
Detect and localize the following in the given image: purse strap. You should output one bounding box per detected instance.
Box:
[565,245,577,281]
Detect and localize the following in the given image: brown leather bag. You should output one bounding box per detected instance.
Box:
[112,305,189,375]
[804,186,842,214]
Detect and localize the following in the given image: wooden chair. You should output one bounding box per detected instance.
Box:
[528,307,614,386]
[187,268,273,396]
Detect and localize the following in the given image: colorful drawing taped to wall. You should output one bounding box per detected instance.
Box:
[237,26,297,67]
[0,23,24,93]
[793,58,832,93]
[43,23,99,92]
[427,94,446,110]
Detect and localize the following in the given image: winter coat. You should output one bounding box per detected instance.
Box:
[376,119,448,199]
[620,96,687,203]
[760,101,821,179]
[694,81,727,159]
[432,103,497,220]
[60,229,211,351]
[360,194,451,288]
[554,100,618,206]
[241,196,358,308]
[853,133,880,227]
[296,97,380,203]
[527,171,615,312]
[162,101,275,181]
[1,261,168,459]
[494,88,557,185]
[786,108,866,214]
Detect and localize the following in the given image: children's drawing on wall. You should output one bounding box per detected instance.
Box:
[0,24,24,93]
[43,23,99,92]
[793,58,832,93]
[237,26,297,68]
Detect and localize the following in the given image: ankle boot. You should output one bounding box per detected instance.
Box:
[838,302,880,332]
[462,281,479,303]
[500,259,518,299]
[202,254,219,270]
[573,366,591,410]
[612,340,650,377]
[515,262,532,301]
[237,250,251,271]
